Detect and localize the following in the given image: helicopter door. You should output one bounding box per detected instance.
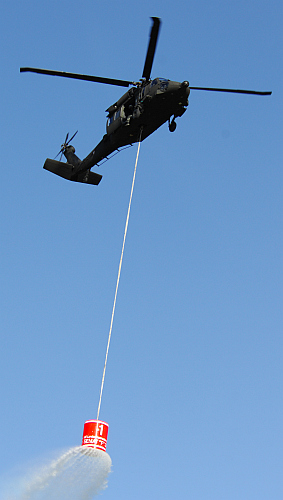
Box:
[106,106,125,134]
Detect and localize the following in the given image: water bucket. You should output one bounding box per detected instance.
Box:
[81,420,109,451]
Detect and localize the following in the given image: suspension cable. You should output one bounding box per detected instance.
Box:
[96,129,143,421]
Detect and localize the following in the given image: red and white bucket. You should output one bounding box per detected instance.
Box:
[81,420,109,452]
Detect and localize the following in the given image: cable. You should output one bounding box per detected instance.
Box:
[96,129,143,421]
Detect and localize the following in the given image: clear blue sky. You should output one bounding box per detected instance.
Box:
[0,1,282,498]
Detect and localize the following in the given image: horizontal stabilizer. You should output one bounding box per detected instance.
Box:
[43,159,102,185]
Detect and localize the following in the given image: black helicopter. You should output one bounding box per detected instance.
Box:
[20,17,271,186]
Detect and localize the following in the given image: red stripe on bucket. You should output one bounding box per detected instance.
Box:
[82,420,109,452]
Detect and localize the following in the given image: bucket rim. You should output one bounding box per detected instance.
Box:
[84,419,109,425]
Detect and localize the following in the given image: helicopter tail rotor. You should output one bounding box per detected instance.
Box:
[55,130,78,161]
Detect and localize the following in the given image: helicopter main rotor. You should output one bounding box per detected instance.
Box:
[20,17,161,88]
[142,17,161,82]
[20,17,271,96]
[19,67,135,88]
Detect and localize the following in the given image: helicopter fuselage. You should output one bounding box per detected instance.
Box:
[43,77,190,184]
[75,78,190,173]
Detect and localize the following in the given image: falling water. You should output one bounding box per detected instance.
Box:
[0,447,112,500]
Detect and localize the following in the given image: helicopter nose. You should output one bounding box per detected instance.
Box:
[167,80,183,92]
[167,80,190,96]
[181,80,190,96]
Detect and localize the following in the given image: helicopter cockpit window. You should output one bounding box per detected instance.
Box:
[159,78,169,91]
[151,79,158,87]
[115,109,120,120]
[109,115,114,124]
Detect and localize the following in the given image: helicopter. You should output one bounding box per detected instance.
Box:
[20,17,271,186]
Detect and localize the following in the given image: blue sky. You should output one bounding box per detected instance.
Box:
[0,1,282,498]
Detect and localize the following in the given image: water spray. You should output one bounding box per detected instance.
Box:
[0,447,112,500]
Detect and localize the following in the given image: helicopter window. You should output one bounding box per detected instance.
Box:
[159,78,169,91]
[151,79,158,87]
[115,109,120,120]
[109,115,114,124]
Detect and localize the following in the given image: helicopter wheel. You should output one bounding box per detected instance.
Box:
[169,119,177,132]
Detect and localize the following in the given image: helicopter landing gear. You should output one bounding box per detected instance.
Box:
[168,118,177,132]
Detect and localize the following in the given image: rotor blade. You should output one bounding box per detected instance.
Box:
[67,130,78,145]
[142,17,161,81]
[190,86,272,96]
[20,67,133,88]
[54,147,64,160]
